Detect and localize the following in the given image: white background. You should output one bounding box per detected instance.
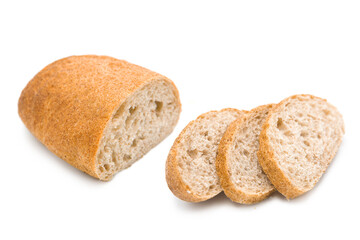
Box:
[1,1,359,239]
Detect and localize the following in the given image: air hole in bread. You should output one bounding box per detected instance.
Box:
[113,104,125,120]
[307,114,317,120]
[111,152,118,163]
[125,107,138,127]
[243,149,249,157]
[155,101,163,112]
[284,130,293,137]
[131,139,137,147]
[303,140,310,147]
[276,118,286,131]
[187,149,198,159]
[104,164,110,171]
[300,131,308,137]
[129,106,137,114]
[201,150,209,157]
[323,109,330,116]
[123,154,131,161]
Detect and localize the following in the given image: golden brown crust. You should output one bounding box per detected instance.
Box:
[258,94,341,199]
[216,104,275,204]
[165,108,244,202]
[18,55,180,180]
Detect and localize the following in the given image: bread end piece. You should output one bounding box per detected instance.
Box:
[19,55,181,180]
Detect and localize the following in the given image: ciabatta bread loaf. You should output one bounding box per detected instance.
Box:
[216,104,276,204]
[166,109,246,202]
[18,55,181,180]
[258,94,344,199]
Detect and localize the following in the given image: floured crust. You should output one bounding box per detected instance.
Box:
[258,94,344,199]
[216,104,275,204]
[165,108,244,202]
[18,55,181,180]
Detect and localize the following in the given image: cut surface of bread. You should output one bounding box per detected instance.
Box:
[258,94,345,199]
[216,104,275,204]
[18,55,181,180]
[166,109,246,202]
[97,80,180,180]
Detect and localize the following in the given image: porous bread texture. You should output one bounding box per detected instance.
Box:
[18,55,181,180]
[216,104,275,204]
[258,95,345,199]
[97,80,180,180]
[166,109,245,202]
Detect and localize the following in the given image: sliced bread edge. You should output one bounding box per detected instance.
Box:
[217,104,276,204]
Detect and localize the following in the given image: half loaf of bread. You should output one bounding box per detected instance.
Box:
[18,55,181,180]
[216,104,276,204]
[258,94,344,199]
[166,109,246,202]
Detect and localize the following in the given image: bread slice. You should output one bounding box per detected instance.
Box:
[258,94,345,199]
[18,55,181,180]
[166,109,246,202]
[216,104,276,204]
